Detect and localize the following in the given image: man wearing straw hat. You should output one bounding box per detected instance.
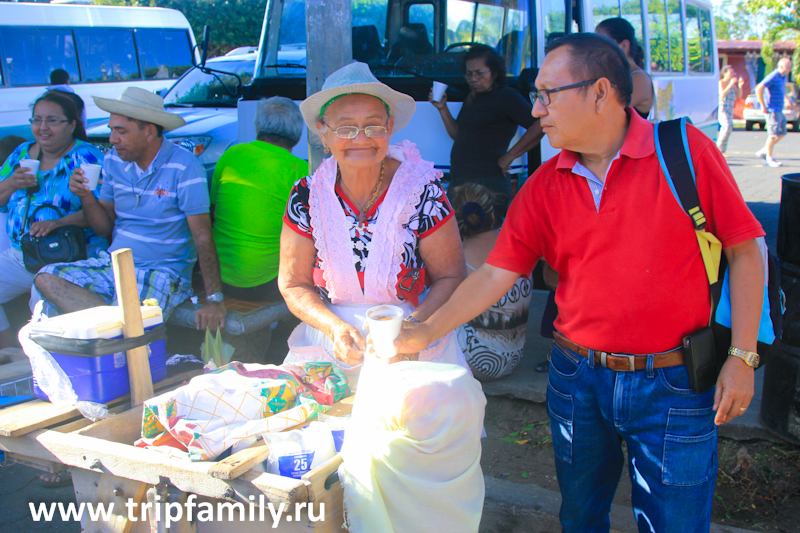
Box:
[34,87,227,330]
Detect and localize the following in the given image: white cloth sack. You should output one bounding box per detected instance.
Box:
[339,362,486,533]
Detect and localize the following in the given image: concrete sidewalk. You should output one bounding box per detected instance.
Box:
[482,290,782,444]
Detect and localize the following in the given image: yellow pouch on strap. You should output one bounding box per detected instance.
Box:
[695,229,721,284]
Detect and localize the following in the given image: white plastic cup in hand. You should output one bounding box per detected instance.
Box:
[365,305,404,361]
[432,81,448,102]
[80,163,102,191]
[19,159,40,185]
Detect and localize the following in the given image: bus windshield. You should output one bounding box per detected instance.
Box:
[262,0,532,81]
[164,59,255,107]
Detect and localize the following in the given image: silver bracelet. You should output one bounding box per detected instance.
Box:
[404,315,421,324]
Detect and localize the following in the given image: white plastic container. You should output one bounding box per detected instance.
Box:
[29,305,163,339]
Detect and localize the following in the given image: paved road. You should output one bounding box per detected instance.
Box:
[0,128,791,533]
[722,127,799,250]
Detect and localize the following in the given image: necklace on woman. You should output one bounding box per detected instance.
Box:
[338,161,385,230]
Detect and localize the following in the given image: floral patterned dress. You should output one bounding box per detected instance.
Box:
[282,141,468,370]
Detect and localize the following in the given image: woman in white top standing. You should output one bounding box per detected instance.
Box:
[716,65,744,156]
[450,183,532,380]
[595,18,654,120]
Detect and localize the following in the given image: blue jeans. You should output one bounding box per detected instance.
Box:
[547,341,717,533]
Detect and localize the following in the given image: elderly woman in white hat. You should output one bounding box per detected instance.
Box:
[280,62,469,369]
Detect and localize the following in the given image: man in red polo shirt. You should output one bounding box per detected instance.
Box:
[396,33,764,532]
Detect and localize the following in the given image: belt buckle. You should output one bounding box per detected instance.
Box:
[599,352,636,372]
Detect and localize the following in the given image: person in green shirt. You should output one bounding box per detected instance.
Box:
[210,96,307,302]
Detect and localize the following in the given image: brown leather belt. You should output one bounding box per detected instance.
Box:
[553,332,685,371]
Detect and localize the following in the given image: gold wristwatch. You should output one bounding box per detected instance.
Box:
[728,346,759,369]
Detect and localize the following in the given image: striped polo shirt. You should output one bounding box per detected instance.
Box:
[99,137,209,280]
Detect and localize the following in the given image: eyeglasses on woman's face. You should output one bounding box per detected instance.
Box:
[465,69,490,80]
[325,125,388,139]
[29,117,70,127]
[529,79,600,107]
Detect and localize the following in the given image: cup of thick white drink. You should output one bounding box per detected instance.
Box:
[431,81,448,102]
[80,163,102,191]
[19,159,40,185]
[365,305,404,362]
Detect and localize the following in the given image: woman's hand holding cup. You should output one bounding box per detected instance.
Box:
[331,321,366,366]
[11,164,38,191]
[429,88,448,110]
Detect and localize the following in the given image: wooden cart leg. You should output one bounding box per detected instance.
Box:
[76,471,147,533]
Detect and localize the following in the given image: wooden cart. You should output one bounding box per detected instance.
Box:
[0,371,352,532]
[0,250,350,533]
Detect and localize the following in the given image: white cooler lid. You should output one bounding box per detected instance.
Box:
[30,306,164,340]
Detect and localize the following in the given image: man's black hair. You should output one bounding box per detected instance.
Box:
[50,69,70,85]
[544,33,633,107]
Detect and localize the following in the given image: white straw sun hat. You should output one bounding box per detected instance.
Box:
[300,62,416,132]
[92,87,186,131]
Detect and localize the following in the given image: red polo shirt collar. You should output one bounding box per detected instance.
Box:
[555,107,655,171]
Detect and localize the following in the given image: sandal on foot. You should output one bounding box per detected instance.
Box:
[535,361,549,373]
[37,471,72,489]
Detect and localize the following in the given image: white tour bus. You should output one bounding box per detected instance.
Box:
[237,0,718,173]
[0,2,197,141]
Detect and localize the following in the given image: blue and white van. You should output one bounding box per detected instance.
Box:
[0,2,197,140]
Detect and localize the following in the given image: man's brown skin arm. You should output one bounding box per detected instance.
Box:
[713,238,763,425]
[186,213,227,330]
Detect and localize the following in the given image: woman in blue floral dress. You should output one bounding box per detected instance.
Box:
[0,91,105,349]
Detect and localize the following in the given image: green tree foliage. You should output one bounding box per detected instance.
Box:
[741,0,798,80]
[94,0,267,57]
[715,0,762,40]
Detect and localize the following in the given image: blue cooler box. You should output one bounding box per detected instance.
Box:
[29,306,167,404]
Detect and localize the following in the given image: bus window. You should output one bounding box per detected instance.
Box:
[542,0,578,46]
[279,0,307,45]
[502,5,531,76]
[475,4,504,45]
[667,0,684,72]
[648,0,669,73]
[136,29,193,80]
[447,0,477,46]
[621,0,643,43]
[685,4,701,72]
[75,29,139,83]
[353,0,389,45]
[592,0,620,30]
[700,7,712,72]
[0,28,79,87]
[409,4,435,46]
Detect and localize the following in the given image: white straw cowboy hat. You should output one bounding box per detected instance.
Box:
[300,62,416,132]
[92,87,186,131]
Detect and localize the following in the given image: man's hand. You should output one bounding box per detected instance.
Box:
[393,321,435,356]
[713,356,755,425]
[10,165,38,191]
[28,219,62,237]
[195,301,227,331]
[68,169,95,200]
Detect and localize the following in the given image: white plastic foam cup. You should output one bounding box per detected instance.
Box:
[19,159,40,185]
[365,305,404,362]
[80,163,102,191]
[431,81,448,102]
